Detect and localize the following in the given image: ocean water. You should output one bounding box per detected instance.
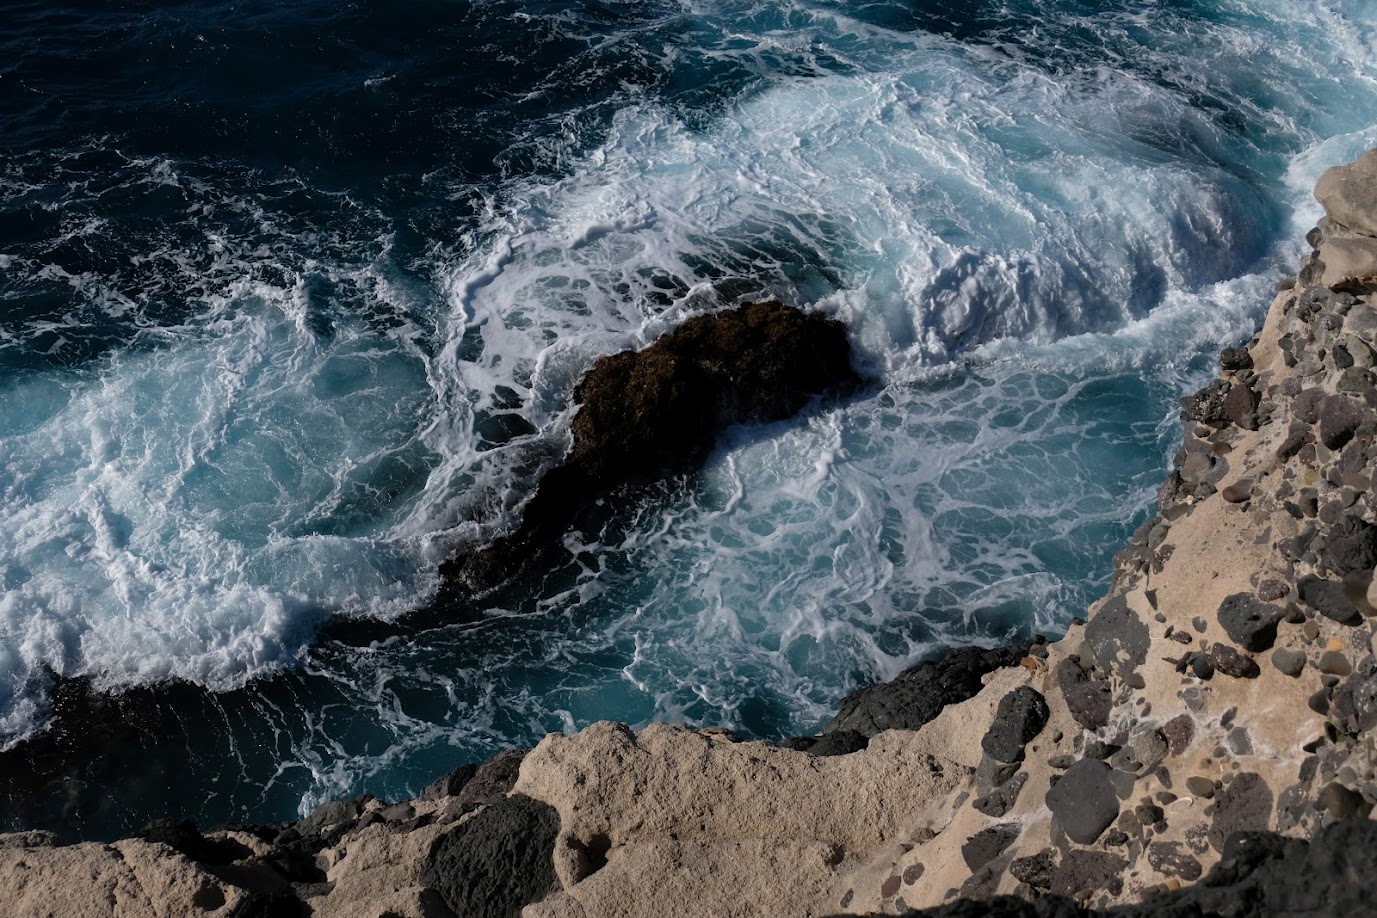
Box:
[1,0,1376,837]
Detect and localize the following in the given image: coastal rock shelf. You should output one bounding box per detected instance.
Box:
[5,155,1377,917]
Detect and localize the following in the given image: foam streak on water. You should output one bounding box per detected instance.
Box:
[0,0,1376,832]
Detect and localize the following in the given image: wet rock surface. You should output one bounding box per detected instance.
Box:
[444,301,860,592]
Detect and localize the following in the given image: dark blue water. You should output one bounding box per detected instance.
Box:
[1,0,1375,838]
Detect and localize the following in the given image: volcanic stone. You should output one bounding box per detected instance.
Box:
[422,793,560,917]
[827,643,1028,737]
[1216,593,1284,652]
[981,687,1050,764]
[1084,594,1149,680]
[1318,394,1367,450]
[1323,515,1377,576]
[1211,644,1262,679]
[1055,656,1112,731]
[1298,576,1362,626]
[1272,648,1306,677]
[1046,760,1120,845]
[962,824,1021,872]
[1208,772,1274,853]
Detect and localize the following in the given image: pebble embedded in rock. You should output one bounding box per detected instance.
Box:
[1045,760,1121,845]
[1222,479,1254,503]
[1216,593,1284,652]
[1318,651,1353,676]
[1147,841,1203,881]
[1162,715,1195,756]
[980,687,1051,764]
[1298,576,1363,626]
[1207,772,1274,853]
[1318,394,1368,450]
[1055,656,1113,730]
[1272,648,1306,677]
[1008,849,1056,890]
[1186,776,1216,799]
[960,823,1021,872]
[1211,644,1262,679]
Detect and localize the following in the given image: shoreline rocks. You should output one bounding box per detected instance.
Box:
[5,153,1377,916]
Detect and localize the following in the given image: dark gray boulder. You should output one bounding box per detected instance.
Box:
[1298,575,1363,625]
[421,793,561,918]
[1045,760,1119,844]
[826,643,1030,738]
[1215,593,1283,652]
[981,688,1050,764]
[1054,656,1112,731]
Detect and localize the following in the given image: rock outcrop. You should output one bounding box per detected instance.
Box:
[5,153,1377,918]
[443,300,860,593]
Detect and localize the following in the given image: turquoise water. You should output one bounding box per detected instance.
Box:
[1,0,1376,836]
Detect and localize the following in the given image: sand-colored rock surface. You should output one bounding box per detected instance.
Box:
[3,151,1377,918]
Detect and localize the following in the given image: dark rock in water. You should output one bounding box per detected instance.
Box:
[420,762,478,802]
[1207,772,1273,853]
[455,748,529,807]
[1297,575,1363,626]
[962,823,1021,872]
[1322,515,1377,576]
[1216,593,1283,652]
[443,302,860,593]
[567,301,858,484]
[1084,594,1149,681]
[826,643,1030,738]
[1054,656,1112,731]
[980,688,1050,764]
[1045,760,1119,845]
[421,793,561,918]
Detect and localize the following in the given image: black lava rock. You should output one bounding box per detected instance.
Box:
[981,687,1050,764]
[1215,593,1283,652]
[1045,760,1120,845]
[1054,656,1112,731]
[421,793,561,918]
[826,643,1030,738]
[1323,515,1377,577]
[1298,575,1363,626]
[962,823,1021,872]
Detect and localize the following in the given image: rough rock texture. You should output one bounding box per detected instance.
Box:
[8,151,1377,918]
[444,301,860,592]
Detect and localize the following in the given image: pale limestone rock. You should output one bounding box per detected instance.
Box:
[0,838,248,918]
[1316,148,1377,237]
[514,721,969,917]
[1319,234,1377,289]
